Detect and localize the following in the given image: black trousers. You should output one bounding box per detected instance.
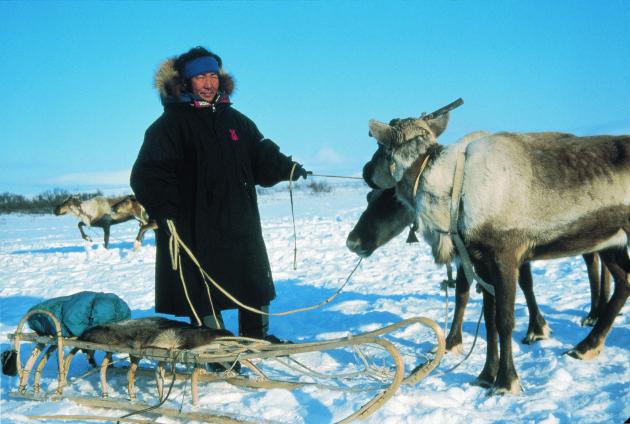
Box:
[192,305,269,339]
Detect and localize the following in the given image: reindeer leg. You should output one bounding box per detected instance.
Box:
[471,261,499,389]
[569,248,629,360]
[134,222,155,249]
[598,260,612,320]
[134,226,144,250]
[491,255,521,395]
[445,265,469,354]
[520,262,550,344]
[581,253,601,326]
[103,224,110,249]
[78,222,92,242]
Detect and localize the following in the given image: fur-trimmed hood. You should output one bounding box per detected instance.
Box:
[154,58,235,105]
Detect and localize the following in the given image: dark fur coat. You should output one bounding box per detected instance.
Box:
[131,59,297,317]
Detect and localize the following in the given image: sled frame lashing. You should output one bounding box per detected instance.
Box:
[9,310,445,423]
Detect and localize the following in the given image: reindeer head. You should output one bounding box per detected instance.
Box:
[53,195,81,216]
[365,113,450,185]
[346,188,416,257]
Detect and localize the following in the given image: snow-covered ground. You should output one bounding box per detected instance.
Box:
[1,185,628,423]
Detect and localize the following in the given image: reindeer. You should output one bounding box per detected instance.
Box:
[361,112,629,394]
[346,187,611,354]
[79,317,233,398]
[80,317,231,350]
[110,195,157,249]
[54,195,155,249]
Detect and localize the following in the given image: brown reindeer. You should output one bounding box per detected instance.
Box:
[361,113,629,394]
[54,194,155,248]
[79,317,233,398]
[110,195,157,249]
[80,317,232,350]
[346,187,611,354]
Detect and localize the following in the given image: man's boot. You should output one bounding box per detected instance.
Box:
[239,306,291,344]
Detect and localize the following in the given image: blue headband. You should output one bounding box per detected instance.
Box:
[183,56,220,79]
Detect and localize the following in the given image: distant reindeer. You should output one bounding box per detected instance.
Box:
[54,195,155,248]
[110,195,157,249]
[346,187,612,354]
[361,111,629,394]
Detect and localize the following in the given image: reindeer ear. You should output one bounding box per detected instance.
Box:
[368,119,395,147]
[425,113,450,138]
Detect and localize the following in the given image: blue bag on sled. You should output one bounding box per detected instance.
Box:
[27,291,131,337]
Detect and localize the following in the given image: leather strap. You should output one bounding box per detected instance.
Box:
[448,146,495,296]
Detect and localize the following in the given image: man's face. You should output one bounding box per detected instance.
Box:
[190,72,219,101]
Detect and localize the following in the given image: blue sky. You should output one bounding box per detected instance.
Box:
[2,1,629,195]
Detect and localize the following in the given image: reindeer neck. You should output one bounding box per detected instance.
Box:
[70,204,92,224]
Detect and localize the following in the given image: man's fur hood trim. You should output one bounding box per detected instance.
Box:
[154,58,235,102]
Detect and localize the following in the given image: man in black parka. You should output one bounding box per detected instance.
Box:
[130,46,308,340]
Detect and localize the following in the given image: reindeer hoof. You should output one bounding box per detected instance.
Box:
[566,345,602,360]
[522,323,551,344]
[521,332,547,344]
[471,377,494,389]
[133,240,141,250]
[489,382,522,396]
[446,343,464,355]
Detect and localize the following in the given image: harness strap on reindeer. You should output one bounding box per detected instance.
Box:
[448,145,495,296]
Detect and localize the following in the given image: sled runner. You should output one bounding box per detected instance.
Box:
[8,309,445,423]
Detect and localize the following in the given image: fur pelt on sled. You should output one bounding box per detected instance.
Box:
[79,317,233,351]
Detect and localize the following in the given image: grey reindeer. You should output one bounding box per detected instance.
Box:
[346,186,612,355]
[361,111,629,394]
[54,194,153,249]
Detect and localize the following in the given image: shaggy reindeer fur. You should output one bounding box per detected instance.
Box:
[363,113,630,394]
[79,317,232,351]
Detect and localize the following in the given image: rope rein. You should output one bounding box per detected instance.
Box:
[309,173,363,180]
[289,163,298,270]
[166,164,364,321]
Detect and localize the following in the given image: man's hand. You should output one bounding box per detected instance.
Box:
[291,164,311,181]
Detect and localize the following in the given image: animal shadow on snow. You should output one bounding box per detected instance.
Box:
[522,303,629,351]
[10,238,156,255]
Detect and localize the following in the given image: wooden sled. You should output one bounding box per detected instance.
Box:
[8,309,445,423]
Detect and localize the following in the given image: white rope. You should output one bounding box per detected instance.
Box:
[168,230,202,327]
[165,219,362,319]
[288,163,298,270]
